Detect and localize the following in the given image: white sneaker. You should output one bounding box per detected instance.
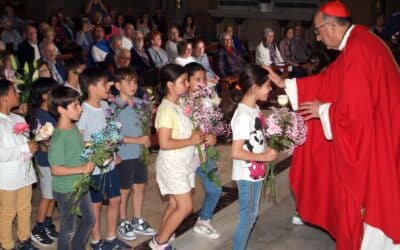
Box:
[193,219,221,239]
[118,220,136,240]
[292,214,304,225]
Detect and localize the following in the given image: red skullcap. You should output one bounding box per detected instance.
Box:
[319,1,350,18]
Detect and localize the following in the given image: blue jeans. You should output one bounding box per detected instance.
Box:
[232,180,263,250]
[53,191,95,250]
[196,159,222,220]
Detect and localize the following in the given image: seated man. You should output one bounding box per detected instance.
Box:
[130,30,156,86]
[40,40,66,85]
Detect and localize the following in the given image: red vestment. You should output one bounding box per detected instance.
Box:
[290,25,400,249]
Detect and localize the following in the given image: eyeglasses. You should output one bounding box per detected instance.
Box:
[314,23,335,35]
[119,56,131,61]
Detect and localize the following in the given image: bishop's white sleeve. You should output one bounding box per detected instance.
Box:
[284,78,333,140]
[284,78,299,110]
[318,103,333,140]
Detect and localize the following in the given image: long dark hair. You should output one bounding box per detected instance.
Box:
[155,64,186,104]
[27,77,57,129]
[184,62,205,79]
[221,64,269,120]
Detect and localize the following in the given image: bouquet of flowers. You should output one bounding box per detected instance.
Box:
[9,56,39,104]
[67,104,126,216]
[12,121,55,175]
[263,100,307,200]
[181,83,231,187]
[131,99,153,168]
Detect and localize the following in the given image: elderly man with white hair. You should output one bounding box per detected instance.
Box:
[255,28,284,66]
[40,40,66,84]
[131,30,156,86]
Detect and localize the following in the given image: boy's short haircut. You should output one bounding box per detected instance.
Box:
[49,86,80,118]
[78,68,107,95]
[113,67,138,83]
[64,58,84,75]
[0,79,13,97]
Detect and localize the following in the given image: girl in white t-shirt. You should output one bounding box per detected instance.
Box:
[230,64,278,250]
[151,64,204,250]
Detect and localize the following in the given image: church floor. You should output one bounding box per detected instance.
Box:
[25,143,335,250]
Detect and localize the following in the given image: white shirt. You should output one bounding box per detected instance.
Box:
[231,104,266,182]
[173,56,196,66]
[0,113,37,190]
[165,40,178,61]
[121,36,133,50]
[29,41,41,61]
[76,101,115,175]
[255,41,284,66]
[64,81,82,95]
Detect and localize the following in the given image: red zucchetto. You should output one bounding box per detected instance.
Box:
[319,1,350,18]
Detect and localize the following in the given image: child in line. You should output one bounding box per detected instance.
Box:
[0,80,38,250]
[230,64,278,250]
[64,59,86,95]
[28,78,58,247]
[48,86,96,250]
[112,68,156,241]
[77,68,131,250]
[149,64,204,250]
[184,62,222,239]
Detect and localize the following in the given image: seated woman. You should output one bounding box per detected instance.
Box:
[279,26,307,78]
[223,24,246,55]
[215,32,246,78]
[181,14,196,41]
[255,28,284,66]
[136,13,153,37]
[173,40,196,66]
[147,31,170,68]
[192,39,219,83]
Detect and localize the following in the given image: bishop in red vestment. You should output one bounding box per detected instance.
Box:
[268,1,400,249]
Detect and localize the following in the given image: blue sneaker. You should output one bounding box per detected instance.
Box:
[103,237,132,249]
[17,239,38,250]
[90,240,105,250]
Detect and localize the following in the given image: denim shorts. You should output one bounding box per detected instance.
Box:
[90,168,121,203]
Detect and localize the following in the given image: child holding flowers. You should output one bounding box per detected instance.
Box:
[150,64,204,250]
[76,68,130,250]
[0,79,38,250]
[48,86,95,250]
[184,62,222,239]
[27,77,59,247]
[230,64,278,250]
[111,68,156,240]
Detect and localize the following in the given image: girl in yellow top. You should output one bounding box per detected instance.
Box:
[150,64,204,250]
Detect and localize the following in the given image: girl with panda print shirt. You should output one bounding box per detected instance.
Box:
[230,64,278,250]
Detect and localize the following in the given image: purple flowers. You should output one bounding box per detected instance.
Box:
[181,83,230,137]
[264,107,307,155]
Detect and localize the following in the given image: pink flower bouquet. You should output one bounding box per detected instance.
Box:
[181,83,231,187]
[263,107,307,200]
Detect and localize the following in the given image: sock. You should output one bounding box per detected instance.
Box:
[106,236,116,241]
[44,216,52,225]
[35,222,46,230]
[91,240,100,244]
[132,217,140,224]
